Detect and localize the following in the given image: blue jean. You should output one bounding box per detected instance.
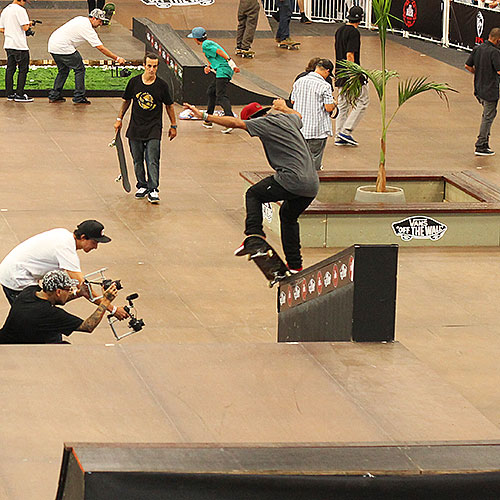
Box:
[49,51,86,102]
[129,138,161,191]
[276,0,292,41]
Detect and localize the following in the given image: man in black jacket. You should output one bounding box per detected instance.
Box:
[465,27,500,156]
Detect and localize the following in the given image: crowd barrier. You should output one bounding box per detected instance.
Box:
[263,0,500,50]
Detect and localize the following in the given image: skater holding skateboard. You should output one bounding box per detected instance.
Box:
[183,98,318,273]
[115,53,177,204]
[187,27,240,133]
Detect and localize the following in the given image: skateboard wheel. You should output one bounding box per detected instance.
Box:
[247,254,252,261]
[267,250,273,257]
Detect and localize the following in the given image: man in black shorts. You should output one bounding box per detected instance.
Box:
[0,270,118,344]
[115,53,178,204]
[183,98,319,273]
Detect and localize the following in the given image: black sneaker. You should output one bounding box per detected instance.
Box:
[300,13,312,23]
[14,94,33,102]
[73,98,91,104]
[7,94,16,101]
[135,187,148,199]
[234,235,266,257]
[49,96,66,103]
[475,148,495,156]
[272,11,280,21]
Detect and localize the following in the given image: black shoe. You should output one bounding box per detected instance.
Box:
[14,93,33,102]
[475,147,495,156]
[73,98,91,104]
[234,235,266,257]
[49,96,66,103]
[300,13,312,23]
[7,94,16,101]
[272,11,280,21]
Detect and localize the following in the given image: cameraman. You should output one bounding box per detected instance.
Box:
[0,270,118,344]
[0,0,34,102]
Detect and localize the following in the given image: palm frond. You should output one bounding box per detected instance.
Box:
[337,60,398,103]
[398,77,458,108]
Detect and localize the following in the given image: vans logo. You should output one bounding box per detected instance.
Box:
[392,216,447,241]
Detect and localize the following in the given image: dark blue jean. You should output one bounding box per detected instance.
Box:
[129,138,161,191]
[49,51,86,102]
[5,49,29,96]
[276,0,292,41]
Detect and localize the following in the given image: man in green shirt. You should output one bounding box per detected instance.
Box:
[187,26,240,134]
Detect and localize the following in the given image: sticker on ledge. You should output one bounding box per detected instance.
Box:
[392,216,447,241]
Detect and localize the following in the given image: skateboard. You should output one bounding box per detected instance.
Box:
[103,3,115,25]
[278,41,300,50]
[243,235,291,288]
[109,130,131,192]
[235,48,255,58]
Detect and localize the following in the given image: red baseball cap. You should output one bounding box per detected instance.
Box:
[240,102,271,121]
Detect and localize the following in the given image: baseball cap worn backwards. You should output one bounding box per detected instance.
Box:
[240,102,271,121]
[348,6,364,23]
[89,8,107,21]
[76,220,111,243]
[187,27,207,39]
[42,270,79,292]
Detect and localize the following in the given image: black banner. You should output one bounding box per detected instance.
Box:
[449,3,500,49]
[389,0,444,40]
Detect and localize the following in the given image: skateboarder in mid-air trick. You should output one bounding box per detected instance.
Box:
[183,98,319,273]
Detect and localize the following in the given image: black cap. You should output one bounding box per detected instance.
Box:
[76,220,111,243]
[348,5,364,23]
[317,58,334,75]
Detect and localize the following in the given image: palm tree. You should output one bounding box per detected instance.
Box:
[337,0,457,192]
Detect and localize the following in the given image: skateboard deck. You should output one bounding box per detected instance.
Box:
[109,130,131,192]
[236,49,255,58]
[103,3,115,24]
[244,235,290,288]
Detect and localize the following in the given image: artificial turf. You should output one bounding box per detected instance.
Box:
[0,66,143,90]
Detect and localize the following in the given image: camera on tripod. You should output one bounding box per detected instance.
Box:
[26,19,42,37]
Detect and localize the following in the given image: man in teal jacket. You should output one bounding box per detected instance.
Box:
[187,26,240,134]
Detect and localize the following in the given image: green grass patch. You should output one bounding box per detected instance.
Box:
[0,66,143,90]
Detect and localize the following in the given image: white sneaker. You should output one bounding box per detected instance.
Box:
[14,94,33,102]
[221,127,233,134]
[202,121,213,129]
[135,187,148,199]
[148,189,160,204]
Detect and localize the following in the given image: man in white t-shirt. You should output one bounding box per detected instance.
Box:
[0,220,128,319]
[47,9,125,104]
[0,0,34,102]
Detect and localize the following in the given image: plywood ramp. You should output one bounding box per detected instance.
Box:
[0,342,499,499]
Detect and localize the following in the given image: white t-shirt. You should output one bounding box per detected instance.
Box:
[0,228,81,291]
[48,16,102,55]
[0,4,30,51]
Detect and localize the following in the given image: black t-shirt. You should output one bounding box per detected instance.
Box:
[334,24,361,87]
[465,41,500,102]
[123,75,174,140]
[0,286,83,344]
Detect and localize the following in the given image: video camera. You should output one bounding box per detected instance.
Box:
[26,19,42,37]
[83,268,145,341]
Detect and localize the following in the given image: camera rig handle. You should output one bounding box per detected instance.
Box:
[107,293,145,341]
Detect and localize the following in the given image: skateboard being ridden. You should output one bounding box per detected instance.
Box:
[236,235,291,287]
[235,48,255,58]
[278,39,300,50]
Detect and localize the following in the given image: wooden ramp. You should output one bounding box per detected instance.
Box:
[1,342,500,499]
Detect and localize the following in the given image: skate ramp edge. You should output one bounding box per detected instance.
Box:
[56,442,500,500]
[133,17,286,105]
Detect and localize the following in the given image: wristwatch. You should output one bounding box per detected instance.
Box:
[170,125,178,129]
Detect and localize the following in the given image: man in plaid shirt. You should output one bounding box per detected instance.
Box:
[291,58,336,170]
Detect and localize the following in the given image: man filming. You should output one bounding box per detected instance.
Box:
[0,270,118,344]
[0,0,36,102]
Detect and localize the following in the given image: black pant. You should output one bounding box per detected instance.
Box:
[5,49,30,96]
[87,0,105,12]
[206,77,233,116]
[2,285,20,306]
[245,176,314,269]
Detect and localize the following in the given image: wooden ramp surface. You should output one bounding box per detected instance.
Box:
[1,342,500,499]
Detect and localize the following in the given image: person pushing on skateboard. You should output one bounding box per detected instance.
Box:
[183,98,319,273]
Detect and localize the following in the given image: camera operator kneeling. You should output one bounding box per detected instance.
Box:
[0,270,118,344]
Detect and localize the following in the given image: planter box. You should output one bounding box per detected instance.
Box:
[240,170,500,247]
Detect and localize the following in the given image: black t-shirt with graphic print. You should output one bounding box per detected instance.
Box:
[123,75,174,140]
